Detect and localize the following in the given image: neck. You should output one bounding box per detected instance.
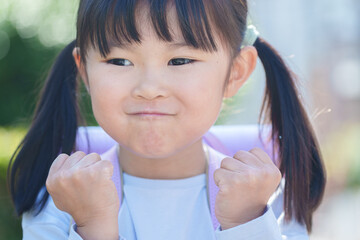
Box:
[118,139,207,179]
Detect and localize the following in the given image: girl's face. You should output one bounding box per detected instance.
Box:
[76,5,253,159]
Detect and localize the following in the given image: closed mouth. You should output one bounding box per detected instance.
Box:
[129,110,175,116]
[128,112,176,119]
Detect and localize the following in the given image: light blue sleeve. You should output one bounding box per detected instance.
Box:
[22,194,72,240]
[68,224,126,240]
[22,190,126,240]
[214,180,309,240]
[21,189,87,240]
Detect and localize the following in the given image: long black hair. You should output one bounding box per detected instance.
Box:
[8,0,325,232]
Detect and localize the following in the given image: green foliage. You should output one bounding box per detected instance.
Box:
[0,0,78,126]
[216,88,250,125]
[322,123,360,189]
[0,21,98,127]
[347,163,360,189]
[1,2,81,235]
[0,127,25,240]
[0,127,27,163]
[0,22,63,126]
[0,163,22,240]
[345,125,360,189]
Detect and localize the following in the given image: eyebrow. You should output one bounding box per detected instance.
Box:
[107,40,132,50]
[167,42,195,49]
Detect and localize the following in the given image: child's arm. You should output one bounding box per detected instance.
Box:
[22,193,125,240]
[213,147,282,229]
[45,152,120,240]
[214,188,309,240]
[213,148,309,240]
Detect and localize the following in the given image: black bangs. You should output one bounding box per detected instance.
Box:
[76,0,229,61]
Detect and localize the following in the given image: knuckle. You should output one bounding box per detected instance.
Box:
[213,168,221,178]
[45,178,53,192]
[58,153,69,159]
[219,185,230,194]
[261,170,271,181]
[233,150,247,159]
[233,174,243,186]
[53,153,68,166]
[261,167,281,184]
[71,151,86,159]
[48,171,67,190]
[71,169,83,183]
[102,160,114,175]
[273,167,282,182]
[244,169,258,184]
[57,171,67,183]
[250,147,262,153]
[103,160,113,167]
[242,168,252,178]
[104,161,114,174]
[213,169,218,178]
[87,152,101,161]
[74,151,85,155]
[87,167,98,179]
[220,158,232,168]
[213,169,222,185]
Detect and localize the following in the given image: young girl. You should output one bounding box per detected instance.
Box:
[8,0,326,239]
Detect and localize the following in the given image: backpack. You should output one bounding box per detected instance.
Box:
[75,124,275,230]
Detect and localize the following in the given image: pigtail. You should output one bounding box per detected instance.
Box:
[7,40,82,216]
[254,37,326,232]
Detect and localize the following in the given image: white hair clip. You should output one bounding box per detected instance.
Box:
[240,25,259,49]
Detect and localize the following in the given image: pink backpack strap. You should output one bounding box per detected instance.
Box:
[203,131,232,156]
[203,132,232,230]
[101,145,122,205]
[207,147,221,230]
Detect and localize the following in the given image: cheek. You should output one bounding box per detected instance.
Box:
[177,68,226,125]
[86,70,125,125]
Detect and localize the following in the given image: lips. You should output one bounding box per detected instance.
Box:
[127,109,176,118]
[133,112,172,116]
[127,107,175,115]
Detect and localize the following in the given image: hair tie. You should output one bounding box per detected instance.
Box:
[241,25,259,48]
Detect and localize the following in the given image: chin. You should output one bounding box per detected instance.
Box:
[133,145,178,159]
[116,138,175,159]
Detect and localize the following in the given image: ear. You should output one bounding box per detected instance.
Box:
[224,46,258,98]
[72,47,90,92]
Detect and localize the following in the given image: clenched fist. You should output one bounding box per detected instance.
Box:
[46,151,119,240]
[214,147,282,230]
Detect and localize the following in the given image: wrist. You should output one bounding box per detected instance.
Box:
[220,205,267,230]
[76,216,119,240]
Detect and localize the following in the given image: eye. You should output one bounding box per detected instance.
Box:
[168,58,195,66]
[107,58,133,66]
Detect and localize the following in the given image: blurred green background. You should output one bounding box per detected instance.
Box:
[1,0,360,239]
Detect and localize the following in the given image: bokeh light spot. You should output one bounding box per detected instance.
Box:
[0,31,10,60]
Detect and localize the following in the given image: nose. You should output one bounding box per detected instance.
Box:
[132,69,169,100]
